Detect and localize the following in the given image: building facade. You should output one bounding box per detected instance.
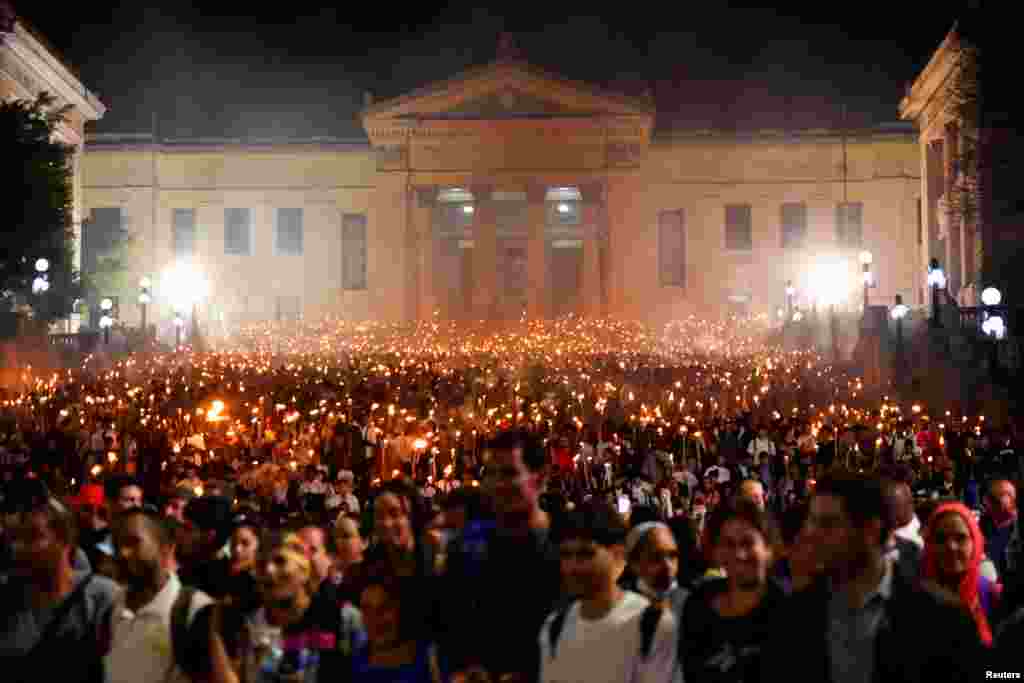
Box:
[899,23,978,309]
[1,4,106,285]
[80,56,922,331]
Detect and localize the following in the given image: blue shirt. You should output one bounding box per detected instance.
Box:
[351,641,446,683]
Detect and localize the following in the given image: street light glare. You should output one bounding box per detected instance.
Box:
[162,263,209,310]
[35,258,49,273]
[809,261,848,307]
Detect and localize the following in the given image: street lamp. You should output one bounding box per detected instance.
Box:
[859,250,873,309]
[982,315,1006,340]
[139,277,152,341]
[32,258,50,294]
[927,258,946,328]
[100,298,113,345]
[785,280,795,320]
[890,295,909,384]
[981,287,1002,307]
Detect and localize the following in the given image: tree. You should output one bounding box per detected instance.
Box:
[81,218,138,309]
[0,92,80,323]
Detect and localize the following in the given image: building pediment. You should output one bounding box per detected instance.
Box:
[418,86,602,120]
[361,58,654,146]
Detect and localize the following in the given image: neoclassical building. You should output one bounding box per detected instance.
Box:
[6,8,927,329]
[1,4,106,287]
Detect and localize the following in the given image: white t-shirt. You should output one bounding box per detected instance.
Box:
[539,591,681,683]
[106,573,213,683]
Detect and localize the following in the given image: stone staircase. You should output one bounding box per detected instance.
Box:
[883,295,1020,420]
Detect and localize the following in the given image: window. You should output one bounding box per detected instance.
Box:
[780,202,807,249]
[836,202,863,247]
[85,207,124,274]
[173,209,195,259]
[275,208,303,255]
[725,204,753,251]
[658,209,686,287]
[224,208,252,256]
[342,213,367,291]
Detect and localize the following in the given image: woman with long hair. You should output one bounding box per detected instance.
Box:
[922,501,1001,646]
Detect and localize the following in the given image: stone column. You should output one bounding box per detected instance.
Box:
[944,123,962,297]
[525,184,548,320]
[471,184,497,320]
[579,183,605,318]
[412,187,437,321]
[925,137,944,310]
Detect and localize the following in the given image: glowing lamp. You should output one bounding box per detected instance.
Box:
[981,287,1002,307]
[982,315,1006,340]
[927,259,947,288]
[35,258,49,273]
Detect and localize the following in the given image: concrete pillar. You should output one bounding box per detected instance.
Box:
[944,123,962,297]
[924,137,945,310]
[412,187,437,321]
[525,184,548,320]
[579,183,604,318]
[471,184,497,320]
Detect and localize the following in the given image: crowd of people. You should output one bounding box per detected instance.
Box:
[0,315,1022,681]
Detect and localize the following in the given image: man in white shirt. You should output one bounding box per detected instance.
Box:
[705,456,731,485]
[747,426,776,467]
[328,469,360,516]
[540,499,680,683]
[107,509,219,683]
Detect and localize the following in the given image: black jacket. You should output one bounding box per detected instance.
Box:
[891,537,922,586]
[441,525,562,683]
[761,570,983,683]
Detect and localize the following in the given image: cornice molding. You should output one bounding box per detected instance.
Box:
[2,22,105,120]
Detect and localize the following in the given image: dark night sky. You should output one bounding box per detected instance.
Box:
[17,1,970,139]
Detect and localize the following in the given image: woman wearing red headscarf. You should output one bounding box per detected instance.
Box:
[922,501,1002,646]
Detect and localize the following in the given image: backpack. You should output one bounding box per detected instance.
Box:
[170,585,201,677]
[547,602,662,660]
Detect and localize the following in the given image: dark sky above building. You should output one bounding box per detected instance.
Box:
[17,1,969,139]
